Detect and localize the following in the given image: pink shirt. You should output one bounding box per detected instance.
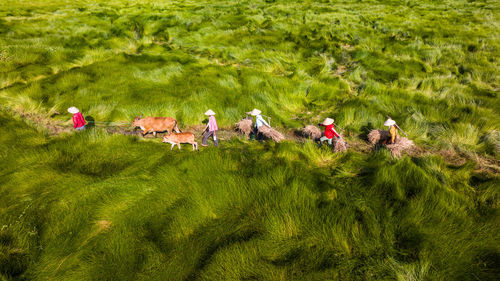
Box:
[208,115,218,131]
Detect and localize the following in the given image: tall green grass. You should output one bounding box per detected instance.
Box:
[1,110,498,280]
[1,0,499,280]
[0,0,498,154]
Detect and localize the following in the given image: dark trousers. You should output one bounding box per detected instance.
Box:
[251,127,264,142]
[202,130,219,146]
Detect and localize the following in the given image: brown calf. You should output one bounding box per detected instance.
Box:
[132,115,180,137]
[162,132,198,151]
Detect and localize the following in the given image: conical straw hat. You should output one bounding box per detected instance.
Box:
[322,118,334,125]
[249,108,261,116]
[384,118,396,126]
[205,109,216,116]
[67,107,79,114]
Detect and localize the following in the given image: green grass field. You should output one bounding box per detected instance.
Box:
[1,0,499,280]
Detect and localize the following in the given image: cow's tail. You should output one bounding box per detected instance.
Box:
[174,120,181,133]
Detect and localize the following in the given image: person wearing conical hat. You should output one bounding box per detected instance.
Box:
[383,118,398,144]
[318,117,339,146]
[202,109,218,147]
[67,107,86,131]
[248,108,269,141]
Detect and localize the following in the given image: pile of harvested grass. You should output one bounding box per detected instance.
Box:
[302,125,322,140]
[332,135,348,152]
[258,126,285,142]
[386,137,414,158]
[235,118,253,136]
[368,129,390,145]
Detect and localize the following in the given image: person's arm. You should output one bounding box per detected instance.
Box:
[212,116,218,131]
[79,114,86,125]
[331,126,340,138]
[73,115,77,128]
[260,116,270,127]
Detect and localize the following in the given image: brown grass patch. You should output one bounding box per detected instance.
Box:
[235,118,253,136]
[386,137,414,158]
[258,126,285,142]
[333,135,348,152]
[302,125,322,140]
[96,220,112,231]
[368,129,390,145]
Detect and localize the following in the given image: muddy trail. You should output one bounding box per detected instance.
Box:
[13,110,500,175]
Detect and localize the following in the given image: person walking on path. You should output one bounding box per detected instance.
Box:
[248,108,269,142]
[318,117,340,146]
[202,109,218,147]
[68,107,86,131]
[383,118,398,144]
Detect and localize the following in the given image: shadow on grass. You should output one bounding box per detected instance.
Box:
[85,115,95,128]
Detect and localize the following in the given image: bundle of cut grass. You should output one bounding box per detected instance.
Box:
[258,125,285,142]
[368,129,390,145]
[235,118,253,136]
[333,135,348,152]
[302,125,322,140]
[386,137,414,158]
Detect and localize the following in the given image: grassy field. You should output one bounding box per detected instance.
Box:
[0,0,499,280]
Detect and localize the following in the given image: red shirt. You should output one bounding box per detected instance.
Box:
[320,124,339,139]
[72,112,86,128]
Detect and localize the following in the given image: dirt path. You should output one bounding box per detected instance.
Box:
[95,123,500,175]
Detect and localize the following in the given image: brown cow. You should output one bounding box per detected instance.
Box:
[162,132,198,151]
[132,115,181,137]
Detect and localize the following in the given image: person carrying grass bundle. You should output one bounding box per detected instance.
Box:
[202,109,218,147]
[68,107,86,131]
[318,117,339,146]
[382,118,398,145]
[248,108,269,141]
